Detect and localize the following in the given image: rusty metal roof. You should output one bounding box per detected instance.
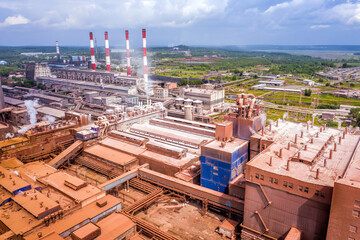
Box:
[95,213,136,240]
[248,121,360,187]
[38,171,104,203]
[84,144,137,166]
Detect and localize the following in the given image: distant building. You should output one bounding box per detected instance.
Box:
[321,112,335,121]
[180,87,225,110]
[25,62,51,80]
[0,60,7,65]
[164,82,177,89]
[258,80,285,86]
[153,87,168,99]
[303,79,315,86]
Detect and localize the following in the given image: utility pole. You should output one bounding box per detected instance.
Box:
[317,92,320,107]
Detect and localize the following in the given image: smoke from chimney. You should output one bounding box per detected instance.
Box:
[24,99,39,128]
[56,41,60,62]
[43,115,55,123]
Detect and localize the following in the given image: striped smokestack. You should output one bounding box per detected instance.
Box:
[55,41,60,62]
[89,32,96,70]
[125,30,131,76]
[105,31,111,71]
[142,29,148,97]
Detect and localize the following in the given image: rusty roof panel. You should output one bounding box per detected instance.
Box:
[12,190,61,219]
[84,144,137,167]
[0,166,31,195]
[71,222,101,240]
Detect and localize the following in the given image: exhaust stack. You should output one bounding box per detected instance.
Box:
[0,79,5,110]
[105,31,111,71]
[55,41,60,62]
[142,29,148,99]
[126,30,131,76]
[89,32,96,70]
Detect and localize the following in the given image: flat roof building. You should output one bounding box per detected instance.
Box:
[241,120,360,240]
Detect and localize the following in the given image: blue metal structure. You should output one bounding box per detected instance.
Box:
[200,141,248,193]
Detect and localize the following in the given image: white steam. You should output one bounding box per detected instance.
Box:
[100,78,104,89]
[24,100,39,128]
[43,115,55,123]
[5,133,14,138]
[283,113,288,120]
[18,126,30,134]
[260,114,266,127]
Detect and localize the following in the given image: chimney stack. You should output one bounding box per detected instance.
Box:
[0,79,5,110]
[89,32,96,70]
[104,31,111,71]
[55,41,60,62]
[142,29,149,100]
[286,160,290,171]
[125,30,131,76]
[316,168,320,179]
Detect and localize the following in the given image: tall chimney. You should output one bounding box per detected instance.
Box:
[125,30,131,76]
[0,78,5,110]
[55,41,60,62]
[89,32,96,70]
[142,29,149,100]
[104,31,111,71]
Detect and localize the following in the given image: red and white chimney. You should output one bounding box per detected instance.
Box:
[55,41,60,62]
[105,31,111,71]
[142,29,148,89]
[89,32,96,70]
[126,30,131,76]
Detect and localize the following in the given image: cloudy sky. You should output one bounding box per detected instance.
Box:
[0,0,360,46]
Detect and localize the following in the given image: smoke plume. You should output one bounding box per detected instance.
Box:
[18,126,30,134]
[24,100,39,128]
[43,115,55,123]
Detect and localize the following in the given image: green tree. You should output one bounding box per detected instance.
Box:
[304,89,312,96]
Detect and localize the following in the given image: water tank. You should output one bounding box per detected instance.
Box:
[175,97,184,105]
[184,98,193,106]
[193,100,203,107]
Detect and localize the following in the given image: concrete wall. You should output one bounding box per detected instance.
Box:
[327,181,360,240]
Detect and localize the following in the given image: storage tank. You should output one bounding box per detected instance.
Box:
[184,105,193,121]
[184,98,193,106]
[175,97,184,109]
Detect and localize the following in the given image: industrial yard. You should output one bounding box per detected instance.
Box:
[0,18,360,240]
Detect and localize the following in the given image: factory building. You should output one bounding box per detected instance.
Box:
[200,122,248,193]
[241,120,360,240]
[25,62,51,80]
[180,87,224,110]
[37,77,138,95]
[153,87,168,99]
[225,93,265,141]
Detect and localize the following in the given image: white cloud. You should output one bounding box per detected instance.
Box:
[310,24,330,29]
[1,0,229,29]
[327,2,360,24]
[0,15,30,27]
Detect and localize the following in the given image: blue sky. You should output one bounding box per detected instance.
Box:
[0,0,359,46]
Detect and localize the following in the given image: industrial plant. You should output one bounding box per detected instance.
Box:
[0,29,359,240]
